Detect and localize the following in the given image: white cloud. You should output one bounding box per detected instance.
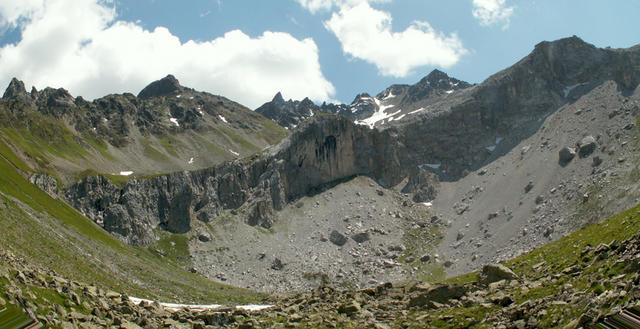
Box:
[324,2,467,77]
[295,0,390,14]
[0,0,44,26]
[0,0,335,108]
[472,0,514,28]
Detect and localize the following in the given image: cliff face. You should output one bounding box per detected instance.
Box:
[393,36,640,179]
[65,115,412,246]
[64,37,640,246]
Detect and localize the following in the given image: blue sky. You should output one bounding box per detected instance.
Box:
[0,0,638,108]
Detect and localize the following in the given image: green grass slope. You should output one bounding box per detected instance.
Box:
[0,141,263,305]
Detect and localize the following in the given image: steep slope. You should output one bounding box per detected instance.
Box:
[0,75,286,185]
[0,140,262,305]
[433,80,640,276]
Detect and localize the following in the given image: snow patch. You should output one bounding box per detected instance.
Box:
[409,108,425,115]
[355,97,399,128]
[445,90,454,94]
[420,163,441,170]
[495,137,504,144]
[103,118,108,122]
[237,305,273,311]
[485,145,496,152]
[218,115,228,123]
[188,157,194,164]
[169,118,180,127]
[129,297,272,313]
[119,171,133,176]
[382,91,396,100]
[229,149,239,156]
[176,94,182,98]
[422,202,432,207]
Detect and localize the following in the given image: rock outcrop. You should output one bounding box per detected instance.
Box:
[66,115,412,245]
[393,36,640,180]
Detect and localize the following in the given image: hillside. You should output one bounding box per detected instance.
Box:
[0,138,263,306]
[0,75,286,185]
[2,192,639,328]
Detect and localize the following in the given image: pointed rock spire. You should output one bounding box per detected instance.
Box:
[3,78,33,103]
[272,92,285,103]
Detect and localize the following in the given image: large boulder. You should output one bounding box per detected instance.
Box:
[408,284,466,307]
[578,135,597,157]
[478,264,519,285]
[558,146,576,164]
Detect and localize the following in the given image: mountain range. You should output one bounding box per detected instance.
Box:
[1,35,640,328]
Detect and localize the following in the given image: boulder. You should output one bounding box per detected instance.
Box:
[329,230,347,246]
[408,284,466,307]
[478,264,519,285]
[578,135,596,157]
[351,231,370,243]
[271,258,284,270]
[198,233,211,242]
[337,301,361,315]
[558,147,576,164]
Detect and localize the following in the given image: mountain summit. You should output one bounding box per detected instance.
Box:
[137,74,184,99]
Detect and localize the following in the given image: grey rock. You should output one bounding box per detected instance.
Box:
[351,231,370,243]
[198,233,211,242]
[329,230,347,246]
[408,284,466,306]
[524,181,534,193]
[478,264,519,285]
[271,258,285,270]
[592,156,603,167]
[401,167,439,202]
[558,147,576,163]
[578,135,597,157]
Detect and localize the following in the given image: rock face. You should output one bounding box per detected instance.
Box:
[390,36,640,180]
[66,115,412,246]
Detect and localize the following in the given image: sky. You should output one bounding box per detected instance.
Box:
[0,0,638,109]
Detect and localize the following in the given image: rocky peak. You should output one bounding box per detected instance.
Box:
[402,70,471,105]
[37,87,75,107]
[137,74,183,99]
[272,92,285,103]
[3,78,33,103]
[416,69,470,91]
[351,93,373,104]
[299,97,315,108]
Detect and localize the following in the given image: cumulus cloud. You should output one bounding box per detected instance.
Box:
[295,0,390,14]
[0,0,335,108]
[324,2,467,77]
[472,0,514,28]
